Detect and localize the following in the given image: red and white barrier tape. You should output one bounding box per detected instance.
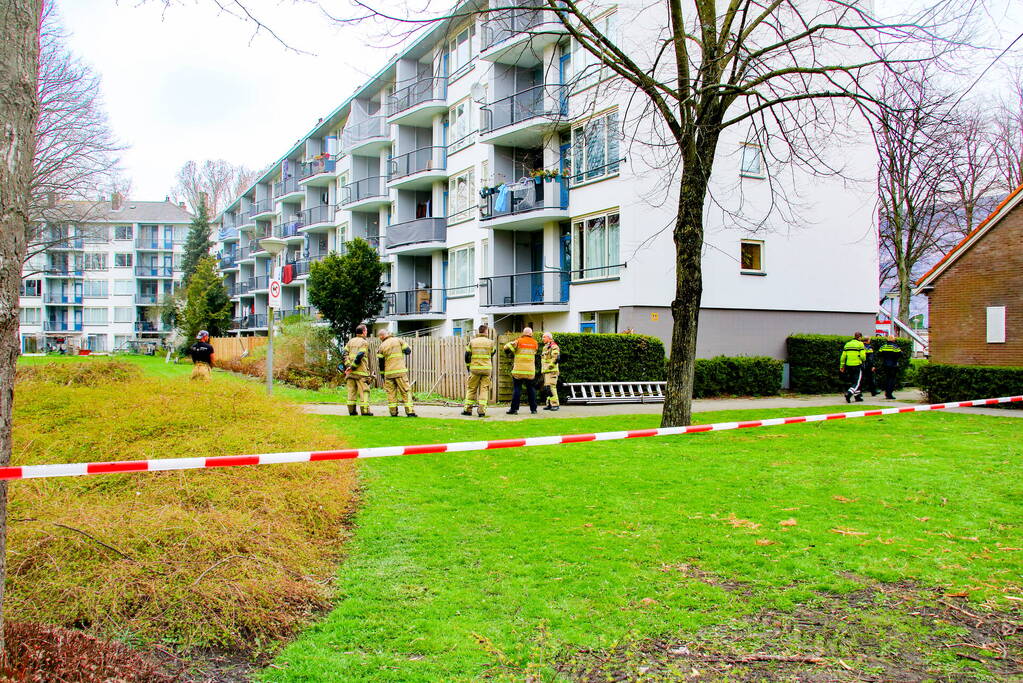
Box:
[3,395,1020,482]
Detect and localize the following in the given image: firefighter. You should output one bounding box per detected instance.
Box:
[839,332,867,403]
[377,329,417,417]
[540,332,561,411]
[462,324,495,417]
[504,327,539,415]
[341,324,373,416]
[877,334,904,400]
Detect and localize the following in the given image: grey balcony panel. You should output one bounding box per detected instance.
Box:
[385,217,446,249]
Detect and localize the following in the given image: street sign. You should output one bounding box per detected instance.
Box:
[268,279,282,308]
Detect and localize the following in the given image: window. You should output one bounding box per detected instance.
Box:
[113,307,134,323]
[448,244,475,297]
[114,253,133,268]
[447,167,476,224]
[113,279,133,296]
[84,225,108,243]
[452,318,473,337]
[83,280,108,297]
[83,253,107,270]
[447,24,475,76]
[83,308,108,325]
[114,225,133,240]
[740,240,764,274]
[114,335,132,350]
[19,308,41,325]
[568,11,618,90]
[570,111,620,185]
[740,143,764,177]
[580,310,618,333]
[480,238,489,277]
[174,226,188,243]
[173,254,183,270]
[987,306,1006,343]
[19,279,42,297]
[571,211,621,280]
[448,99,473,152]
[84,334,107,352]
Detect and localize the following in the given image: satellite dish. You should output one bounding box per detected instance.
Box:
[470,82,486,102]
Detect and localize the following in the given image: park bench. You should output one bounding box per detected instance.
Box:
[564,381,666,404]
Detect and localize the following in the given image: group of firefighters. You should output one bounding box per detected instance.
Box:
[339,325,561,418]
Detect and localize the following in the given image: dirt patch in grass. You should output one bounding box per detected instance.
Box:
[8,364,357,656]
[558,579,1023,681]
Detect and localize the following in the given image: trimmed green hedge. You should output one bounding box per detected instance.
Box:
[693,356,783,397]
[918,363,1023,405]
[550,333,666,386]
[786,334,913,394]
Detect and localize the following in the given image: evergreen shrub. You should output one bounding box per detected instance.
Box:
[692,356,783,397]
[918,363,1023,406]
[786,334,912,394]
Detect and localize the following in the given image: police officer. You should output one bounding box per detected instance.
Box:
[839,332,867,403]
[462,324,495,417]
[377,329,417,417]
[877,334,903,400]
[504,327,539,415]
[341,324,373,416]
[859,332,880,397]
[540,332,561,411]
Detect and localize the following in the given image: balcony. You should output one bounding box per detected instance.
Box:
[385,289,446,317]
[218,226,239,242]
[135,265,174,278]
[387,77,448,126]
[249,275,270,292]
[48,237,84,250]
[230,281,252,297]
[44,320,83,332]
[237,245,254,262]
[135,294,160,305]
[298,158,337,186]
[480,176,569,229]
[236,313,269,329]
[272,176,302,201]
[135,320,171,333]
[479,270,570,311]
[300,204,337,231]
[43,293,83,304]
[341,115,389,156]
[290,259,311,278]
[480,5,568,65]
[385,217,446,254]
[43,265,83,277]
[219,254,238,270]
[272,219,304,240]
[387,146,447,190]
[134,236,174,250]
[341,176,390,212]
[480,85,567,146]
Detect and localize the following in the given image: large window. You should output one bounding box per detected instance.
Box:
[447,99,473,152]
[114,253,133,268]
[567,11,618,90]
[84,225,108,243]
[113,307,134,323]
[19,279,42,297]
[19,308,42,325]
[113,279,133,296]
[448,244,475,297]
[571,211,621,280]
[447,167,476,224]
[114,225,133,240]
[569,111,620,185]
[83,308,108,325]
[579,310,618,334]
[447,24,475,76]
[83,280,108,298]
[83,253,107,270]
[84,334,107,352]
[113,335,132,350]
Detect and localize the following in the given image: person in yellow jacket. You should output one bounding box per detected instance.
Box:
[839,332,867,403]
[377,329,417,417]
[341,324,373,416]
[504,327,538,415]
[462,324,495,417]
[540,332,561,411]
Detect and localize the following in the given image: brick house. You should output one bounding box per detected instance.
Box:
[916,184,1023,365]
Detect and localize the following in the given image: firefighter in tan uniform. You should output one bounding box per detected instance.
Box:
[504,327,539,414]
[462,325,495,417]
[540,332,561,411]
[377,329,417,417]
[341,324,373,416]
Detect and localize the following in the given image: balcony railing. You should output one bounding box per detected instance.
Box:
[135,265,174,278]
[341,176,387,206]
[480,176,568,220]
[301,204,335,227]
[479,270,569,307]
[290,259,310,277]
[387,77,447,116]
[299,158,337,179]
[249,275,270,291]
[217,227,239,242]
[482,84,567,133]
[44,320,83,332]
[386,288,445,316]
[273,220,303,239]
[44,265,83,276]
[134,237,174,250]
[341,115,387,151]
[135,294,160,305]
[134,320,171,333]
[389,147,447,181]
[250,238,268,255]
[43,293,83,304]
[481,5,548,50]
[48,237,84,250]
[251,198,275,215]
[272,176,301,198]
[229,281,251,297]
[385,217,446,249]
[219,254,238,269]
[236,313,269,329]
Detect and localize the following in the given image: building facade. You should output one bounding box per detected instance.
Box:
[19,196,193,353]
[215,0,878,358]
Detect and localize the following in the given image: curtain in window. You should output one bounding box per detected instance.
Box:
[585,118,606,179]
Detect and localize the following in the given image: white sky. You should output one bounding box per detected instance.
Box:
[57,0,1023,201]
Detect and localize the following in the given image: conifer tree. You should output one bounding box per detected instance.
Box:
[179,256,232,344]
[180,195,212,286]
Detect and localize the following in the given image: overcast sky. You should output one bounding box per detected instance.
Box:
[58,0,1023,202]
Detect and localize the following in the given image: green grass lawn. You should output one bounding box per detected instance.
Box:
[260,409,1023,681]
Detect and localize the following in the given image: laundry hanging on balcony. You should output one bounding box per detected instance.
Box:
[281,264,294,284]
[494,184,510,212]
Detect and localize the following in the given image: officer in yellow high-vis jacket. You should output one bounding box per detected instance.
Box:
[839,332,867,403]
[540,332,561,411]
[342,324,373,416]
[462,325,495,417]
[377,329,417,417]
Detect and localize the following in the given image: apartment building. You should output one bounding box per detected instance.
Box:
[215,0,878,358]
[19,195,192,353]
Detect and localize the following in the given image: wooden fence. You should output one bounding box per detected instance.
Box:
[210,336,267,360]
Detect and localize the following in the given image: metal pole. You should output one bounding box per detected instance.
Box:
[266,306,274,395]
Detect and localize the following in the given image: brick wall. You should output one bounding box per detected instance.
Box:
[928,202,1023,366]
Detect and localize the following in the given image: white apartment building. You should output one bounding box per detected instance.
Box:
[19,196,193,353]
[216,1,878,358]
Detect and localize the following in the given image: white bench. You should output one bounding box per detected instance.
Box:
[564,381,666,404]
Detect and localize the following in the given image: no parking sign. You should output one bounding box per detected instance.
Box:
[269,278,282,308]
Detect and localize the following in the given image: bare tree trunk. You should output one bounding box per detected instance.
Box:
[896,259,911,338]
[0,0,43,657]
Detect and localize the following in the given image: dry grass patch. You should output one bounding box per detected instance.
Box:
[8,361,355,654]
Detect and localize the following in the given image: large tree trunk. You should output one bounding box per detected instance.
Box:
[896,258,911,338]
[0,0,43,657]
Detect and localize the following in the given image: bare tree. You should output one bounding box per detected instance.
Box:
[944,104,1000,236]
[173,159,257,214]
[992,73,1023,193]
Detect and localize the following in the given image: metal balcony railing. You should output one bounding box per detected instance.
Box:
[134,237,174,250]
[341,116,387,151]
[301,204,335,226]
[479,270,569,307]
[387,77,447,116]
[44,265,83,276]
[386,288,445,316]
[480,176,568,220]
[43,293,83,304]
[219,254,238,269]
[134,320,170,333]
[217,227,239,242]
[273,220,303,239]
[134,265,174,278]
[272,177,300,198]
[482,84,567,133]
[250,239,268,255]
[230,281,252,297]
[299,158,337,179]
[389,147,446,180]
[481,4,549,50]
[135,294,160,305]
[44,320,82,332]
[249,275,270,291]
[341,176,387,206]
[252,198,275,215]
[290,259,310,277]
[385,217,446,249]
[237,313,269,329]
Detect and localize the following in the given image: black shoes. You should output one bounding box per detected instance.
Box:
[506,410,518,415]
[460,410,473,416]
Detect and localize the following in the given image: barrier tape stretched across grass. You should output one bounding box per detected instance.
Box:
[3,395,1020,481]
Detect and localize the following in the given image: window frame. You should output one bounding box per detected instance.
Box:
[447,98,474,153]
[20,279,42,297]
[571,210,622,282]
[83,307,109,326]
[569,110,621,186]
[19,308,42,325]
[83,280,109,298]
[447,243,476,298]
[114,253,133,268]
[113,279,133,296]
[113,307,134,323]
[114,225,133,240]
[740,143,765,178]
[446,166,476,225]
[740,239,765,275]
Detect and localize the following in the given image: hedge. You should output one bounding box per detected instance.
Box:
[550,333,666,386]
[692,356,783,397]
[786,334,913,394]
[918,363,1023,405]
